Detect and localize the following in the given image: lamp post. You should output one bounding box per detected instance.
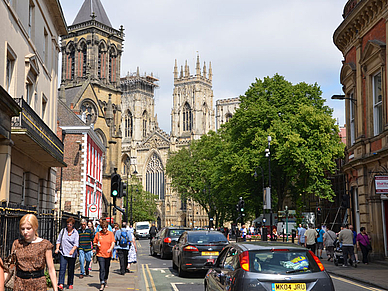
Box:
[266,135,273,241]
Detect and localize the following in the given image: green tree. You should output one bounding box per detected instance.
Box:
[125,178,158,223]
[222,74,344,211]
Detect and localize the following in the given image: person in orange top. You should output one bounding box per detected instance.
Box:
[93,220,115,291]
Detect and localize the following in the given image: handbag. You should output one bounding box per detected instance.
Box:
[366,243,372,252]
[54,228,65,262]
[4,250,16,289]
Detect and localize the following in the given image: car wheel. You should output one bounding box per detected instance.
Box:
[178,260,186,277]
[160,247,166,259]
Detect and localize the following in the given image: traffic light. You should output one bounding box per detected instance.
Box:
[111,173,121,198]
[119,181,127,198]
[317,207,322,216]
[238,197,245,217]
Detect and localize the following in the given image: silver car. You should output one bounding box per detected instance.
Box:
[204,241,334,291]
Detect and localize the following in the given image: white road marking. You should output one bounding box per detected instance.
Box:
[171,283,184,291]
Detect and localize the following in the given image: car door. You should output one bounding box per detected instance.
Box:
[173,232,186,266]
[154,228,164,254]
[207,246,239,291]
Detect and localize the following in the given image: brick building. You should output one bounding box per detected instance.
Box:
[333,0,388,259]
[57,100,105,218]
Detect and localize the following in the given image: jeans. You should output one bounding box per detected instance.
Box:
[97,256,111,284]
[360,243,369,264]
[342,245,356,266]
[117,249,129,274]
[58,254,76,285]
[306,244,316,254]
[79,249,92,275]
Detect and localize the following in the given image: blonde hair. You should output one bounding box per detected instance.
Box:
[19,214,39,237]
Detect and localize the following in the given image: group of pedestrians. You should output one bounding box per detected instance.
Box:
[56,217,137,291]
[0,214,138,291]
[297,223,372,267]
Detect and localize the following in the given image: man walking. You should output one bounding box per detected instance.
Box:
[323,225,336,261]
[149,223,157,243]
[304,224,317,253]
[316,224,325,258]
[115,222,131,275]
[338,224,357,267]
[78,219,94,278]
[349,225,359,263]
[298,224,306,246]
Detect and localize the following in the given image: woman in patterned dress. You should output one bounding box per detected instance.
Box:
[126,230,137,272]
[11,214,58,291]
[0,257,4,291]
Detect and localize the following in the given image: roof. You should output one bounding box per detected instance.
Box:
[57,99,86,127]
[72,0,112,27]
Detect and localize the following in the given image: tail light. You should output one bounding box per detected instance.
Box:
[308,250,325,271]
[239,251,250,271]
[164,237,172,243]
[183,245,199,252]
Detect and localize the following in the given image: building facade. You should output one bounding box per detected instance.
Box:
[0,0,67,209]
[334,0,388,258]
[215,97,241,131]
[59,0,124,216]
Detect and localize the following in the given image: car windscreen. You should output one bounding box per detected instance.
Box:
[136,225,149,230]
[249,250,321,275]
[168,229,188,238]
[188,232,228,244]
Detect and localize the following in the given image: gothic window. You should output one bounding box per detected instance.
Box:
[143,111,148,138]
[225,113,233,122]
[98,43,106,79]
[79,42,87,77]
[183,102,192,131]
[109,47,117,83]
[80,100,97,125]
[349,93,355,145]
[125,110,133,138]
[146,154,165,200]
[66,44,75,80]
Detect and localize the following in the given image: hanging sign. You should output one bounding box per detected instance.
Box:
[375,176,388,194]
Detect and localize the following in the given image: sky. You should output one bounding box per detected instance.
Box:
[59,0,346,133]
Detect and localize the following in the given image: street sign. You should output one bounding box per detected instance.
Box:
[89,204,97,213]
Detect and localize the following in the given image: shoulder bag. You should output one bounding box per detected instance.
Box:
[4,246,17,289]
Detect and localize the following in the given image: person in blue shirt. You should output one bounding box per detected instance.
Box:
[96,218,113,233]
[298,224,306,246]
[316,224,325,259]
[349,225,359,263]
[114,222,131,275]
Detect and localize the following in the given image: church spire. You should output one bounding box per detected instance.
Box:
[196,55,201,76]
[203,62,207,78]
[174,59,178,79]
[72,0,112,27]
[209,62,213,81]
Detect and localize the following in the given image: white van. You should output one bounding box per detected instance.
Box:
[135,221,150,239]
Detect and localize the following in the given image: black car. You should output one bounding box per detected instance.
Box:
[204,241,334,291]
[172,230,229,277]
[150,227,191,259]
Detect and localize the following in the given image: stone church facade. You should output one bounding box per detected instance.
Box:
[59,0,230,228]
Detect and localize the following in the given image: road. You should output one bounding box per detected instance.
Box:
[135,239,385,291]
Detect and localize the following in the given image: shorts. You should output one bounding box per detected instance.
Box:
[316,242,324,250]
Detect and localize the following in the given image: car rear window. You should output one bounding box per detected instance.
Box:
[168,229,187,238]
[137,225,149,230]
[249,250,321,275]
[188,232,228,244]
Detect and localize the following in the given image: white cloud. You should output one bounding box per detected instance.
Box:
[59,0,346,131]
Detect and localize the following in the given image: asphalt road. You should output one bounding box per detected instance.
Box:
[136,238,386,291]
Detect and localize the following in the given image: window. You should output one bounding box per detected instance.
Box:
[42,94,47,119]
[143,111,148,137]
[66,44,75,80]
[109,48,116,83]
[349,93,355,145]
[98,43,106,79]
[225,113,233,123]
[183,103,192,131]
[26,80,33,105]
[81,42,87,77]
[373,72,383,136]
[28,0,34,39]
[125,110,133,138]
[146,154,165,200]
[43,29,48,65]
[6,47,16,94]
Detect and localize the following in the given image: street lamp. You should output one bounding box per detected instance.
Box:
[266,135,273,241]
[331,94,357,103]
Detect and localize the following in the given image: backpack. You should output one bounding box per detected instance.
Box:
[119,230,130,248]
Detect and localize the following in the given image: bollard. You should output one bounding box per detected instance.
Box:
[291,229,296,244]
[262,227,268,241]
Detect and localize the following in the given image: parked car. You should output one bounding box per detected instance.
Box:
[204,241,334,291]
[172,230,229,277]
[150,227,191,259]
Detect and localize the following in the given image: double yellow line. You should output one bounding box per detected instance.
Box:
[142,264,156,291]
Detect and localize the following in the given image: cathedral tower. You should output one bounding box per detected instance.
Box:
[59,0,124,215]
[171,56,215,141]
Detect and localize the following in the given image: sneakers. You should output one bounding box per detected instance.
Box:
[69,286,73,290]
[58,285,64,290]
[79,274,84,279]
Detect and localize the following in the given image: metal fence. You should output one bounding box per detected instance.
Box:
[0,203,87,259]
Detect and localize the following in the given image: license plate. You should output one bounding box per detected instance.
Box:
[272,283,306,291]
[202,251,219,256]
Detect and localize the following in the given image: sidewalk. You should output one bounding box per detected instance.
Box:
[320,252,388,290]
[58,259,141,291]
